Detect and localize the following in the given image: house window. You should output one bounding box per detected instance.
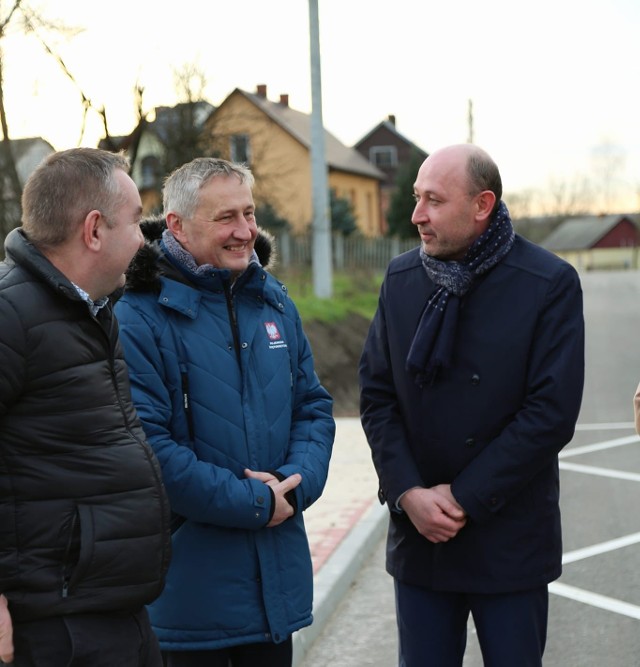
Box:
[140,155,161,190]
[370,146,397,169]
[230,134,251,164]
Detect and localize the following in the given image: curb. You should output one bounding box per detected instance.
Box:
[292,500,389,666]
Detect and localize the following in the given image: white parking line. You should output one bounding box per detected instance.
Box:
[554,425,640,620]
[550,582,640,620]
[562,532,640,564]
[559,460,640,482]
[560,434,640,459]
[574,422,636,431]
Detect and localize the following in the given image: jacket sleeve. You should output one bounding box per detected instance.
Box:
[115,296,276,531]
[271,304,335,514]
[359,274,426,510]
[451,262,585,523]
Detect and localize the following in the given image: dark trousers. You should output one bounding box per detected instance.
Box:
[12,607,162,667]
[162,637,293,667]
[395,580,548,667]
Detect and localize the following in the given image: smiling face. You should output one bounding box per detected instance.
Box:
[167,174,257,277]
[411,146,487,261]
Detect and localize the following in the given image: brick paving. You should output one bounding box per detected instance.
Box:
[304,417,380,574]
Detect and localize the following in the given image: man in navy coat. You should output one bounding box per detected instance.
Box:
[359,144,584,667]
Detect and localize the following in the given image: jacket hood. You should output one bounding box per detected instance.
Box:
[124,217,276,294]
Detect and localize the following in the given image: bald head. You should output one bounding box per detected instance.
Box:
[411,144,502,260]
[426,144,502,210]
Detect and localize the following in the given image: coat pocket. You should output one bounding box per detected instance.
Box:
[62,504,95,597]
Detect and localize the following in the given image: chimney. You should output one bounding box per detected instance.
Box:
[256,84,267,98]
[279,94,289,107]
[388,114,396,127]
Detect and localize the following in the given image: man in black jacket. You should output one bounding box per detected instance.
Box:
[0,148,172,666]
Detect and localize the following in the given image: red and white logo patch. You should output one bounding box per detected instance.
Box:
[264,322,281,341]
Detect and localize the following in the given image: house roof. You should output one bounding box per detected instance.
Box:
[6,137,54,160]
[541,214,640,251]
[0,137,55,186]
[98,101,216,151]
[354,117,428,157]
[233,88,384,180]
[151,101,215,143]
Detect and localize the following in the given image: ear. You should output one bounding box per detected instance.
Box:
[166,212,186,243]
[475,191,497,223]
[81,210,103,251]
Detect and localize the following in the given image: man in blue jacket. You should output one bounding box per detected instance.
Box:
[115,158,335,667]
[359,144,584,666]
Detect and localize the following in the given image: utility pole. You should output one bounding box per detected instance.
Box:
[467,98,474,144]
[308,0,333,298]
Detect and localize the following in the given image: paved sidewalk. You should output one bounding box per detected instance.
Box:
[293,418,389,666]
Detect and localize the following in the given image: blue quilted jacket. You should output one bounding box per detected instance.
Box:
[114,221,335,650]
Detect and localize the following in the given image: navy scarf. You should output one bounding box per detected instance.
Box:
[406,201,515,386]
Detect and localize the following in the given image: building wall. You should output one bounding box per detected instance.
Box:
[130,132,165,191]
[204,92,382,236]
[593,219,639,248]
[205,93,312,233]
[555,247,640,271]
[329,170,382,237]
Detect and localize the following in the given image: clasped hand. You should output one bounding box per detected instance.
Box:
[244,469,302,527]
[400,484,467,543]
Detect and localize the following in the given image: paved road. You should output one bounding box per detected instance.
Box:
[302,270,640,667]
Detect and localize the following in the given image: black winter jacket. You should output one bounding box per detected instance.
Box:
[0,229,172,622]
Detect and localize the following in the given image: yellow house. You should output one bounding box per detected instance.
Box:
[202,85,385,236]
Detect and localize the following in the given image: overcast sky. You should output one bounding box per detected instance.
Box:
[5,0,640,211]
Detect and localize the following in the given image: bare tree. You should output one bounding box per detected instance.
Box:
[155,63,213,175]
[0,1,28,247]
[591,139,626,213]
[504,189,536,221]
[0,2,150,254]
[0,2,88,251]
[541,174,594,218]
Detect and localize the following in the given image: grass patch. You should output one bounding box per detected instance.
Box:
[275,268,383,323]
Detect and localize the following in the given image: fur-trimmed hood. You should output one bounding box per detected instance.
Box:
[124,217,276,294]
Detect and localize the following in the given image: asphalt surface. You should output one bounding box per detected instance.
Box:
[296,270,640,667]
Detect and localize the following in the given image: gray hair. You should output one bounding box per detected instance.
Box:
[163,158,255,219]
[21,147,131,248]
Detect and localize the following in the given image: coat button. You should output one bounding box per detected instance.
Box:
[257,496,264,505]
[465,438,475,447]
[490,496,499,506]
[470,373,480,385]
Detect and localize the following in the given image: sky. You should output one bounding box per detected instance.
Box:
[3,0,640,213]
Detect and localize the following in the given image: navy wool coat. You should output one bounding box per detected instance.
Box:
[359,235,585,593]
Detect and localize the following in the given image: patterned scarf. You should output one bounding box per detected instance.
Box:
[406,201,515,386]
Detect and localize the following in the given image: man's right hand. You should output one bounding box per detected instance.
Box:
[0,594,14,664]
[399,487,467,543]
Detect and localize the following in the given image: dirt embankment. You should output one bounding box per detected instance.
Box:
[303,312,372,418]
